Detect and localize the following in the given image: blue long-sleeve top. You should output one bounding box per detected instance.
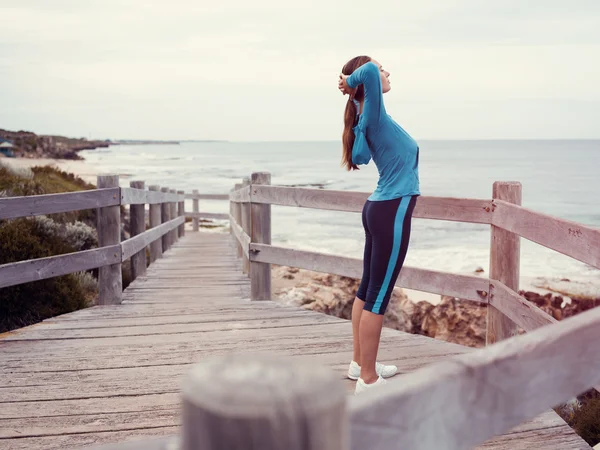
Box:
[347,61,420,201]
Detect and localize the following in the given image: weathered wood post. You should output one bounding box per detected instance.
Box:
[250,172,271,300]
[192,189,199,232]
[181,354,348,450]
[148,185,163,262]
[177,190,185,238]
[232,183,243,258]
[97,175,122,305]
[169,189,178,245]
[129,180,147,281]
[161,187,171,252]
[487,181,522,345]
[240,177,251,275]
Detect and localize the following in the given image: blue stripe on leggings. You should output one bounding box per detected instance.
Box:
[372,196,411,314]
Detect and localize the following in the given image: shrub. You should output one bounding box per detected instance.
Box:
[34,216,98,251]
[0,218,90,332]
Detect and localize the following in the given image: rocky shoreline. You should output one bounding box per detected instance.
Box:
[0,128,110,160]
[272,265,600,348]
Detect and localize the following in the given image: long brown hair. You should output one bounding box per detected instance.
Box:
[341,55,371,171]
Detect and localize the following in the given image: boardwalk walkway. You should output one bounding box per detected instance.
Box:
[0,232,590,449]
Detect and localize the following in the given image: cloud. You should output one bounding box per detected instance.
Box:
[0,0,599,139]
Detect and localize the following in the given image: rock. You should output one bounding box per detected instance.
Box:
[475,267,485,273]
[272,266,599,349]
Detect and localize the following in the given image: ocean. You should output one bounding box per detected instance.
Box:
[79,140,600,289]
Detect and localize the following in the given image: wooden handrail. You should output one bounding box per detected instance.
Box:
[0,188,120,220]
[184,193,229,200]
[121,187,183,205]
[492,200,600,270]
[0,245,121,289]
[348,303,600,450]
[121,216,185,260]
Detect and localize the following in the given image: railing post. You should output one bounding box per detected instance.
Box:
[232,183,243,258]
[169,189,178,245]
[250,172,271,300]
[161,187,171,252]
[178,190,185,238]
[487,181,522,344]
[240,177,251,276]
[149,185,163,262]
[97,174,122,305]
[181,354,348,450]
[192,189,199,232]
[130,180,147,281]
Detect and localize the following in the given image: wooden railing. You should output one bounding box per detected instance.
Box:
[0,175,228,304]
[228,172,598,341]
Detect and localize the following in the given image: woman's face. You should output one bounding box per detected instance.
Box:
[371,59,391,93]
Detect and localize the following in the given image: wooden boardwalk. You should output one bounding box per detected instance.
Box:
[0,232,590,449]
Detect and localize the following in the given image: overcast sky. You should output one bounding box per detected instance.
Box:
[1,0,599,141]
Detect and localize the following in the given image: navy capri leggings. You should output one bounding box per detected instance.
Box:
[356,195,418,315]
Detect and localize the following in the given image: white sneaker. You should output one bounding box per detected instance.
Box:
[347,360,398,380]
[354,376,387,395]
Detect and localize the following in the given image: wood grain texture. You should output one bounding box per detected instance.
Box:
[0,232,585,450]
[185,193,229,201]
[148,186,163,262]
[250,186,493,223]
[229,185,251,203]
[169,189,177,246]
[0,245,121,288]
[230,215,250,258]
[489,280,558,332]
[181,354,347,450]
[177,190,185,238]
[487,182,521,344]
[250,172,271,301]
[121,187,179,205]
[121,217,185,261]
[232,183,243,257]
[240,177,251,275]
[185,212,229,220]
[250,244,490,302]
[0,188,120,220]
[129,181,147,281]
[493,199,600,270]
[160,187,171,253]
[349,302,600,450]
[97,175,123,305]
[192,189,199,232]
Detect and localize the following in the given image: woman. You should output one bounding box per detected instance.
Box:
[338,56,420,394]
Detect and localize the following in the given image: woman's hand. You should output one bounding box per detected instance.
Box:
[338,74,354,98]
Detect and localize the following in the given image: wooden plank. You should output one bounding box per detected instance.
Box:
[349,301,600,450]
[493,199,600,270]
[250,172,272,300]
[489,280,558,332]
[185,193,229,201]
[0,245,121,289]
[229,185,250,203]
[121,217,185,261]
[129,181,146,281]
[0,188,120,220]
[185,212,229,220]
[97,175,123,305]
[120,187,180,205]
[177,190,185,238]
[160,187,171,252]
[180,354,347,450]
[250,186,493,223]
[148,186,163,262]
[169,189,177,246]
[250,244,490,302]
[192,189,199,232]
[487,182,521,344]
[230,218,250,258]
